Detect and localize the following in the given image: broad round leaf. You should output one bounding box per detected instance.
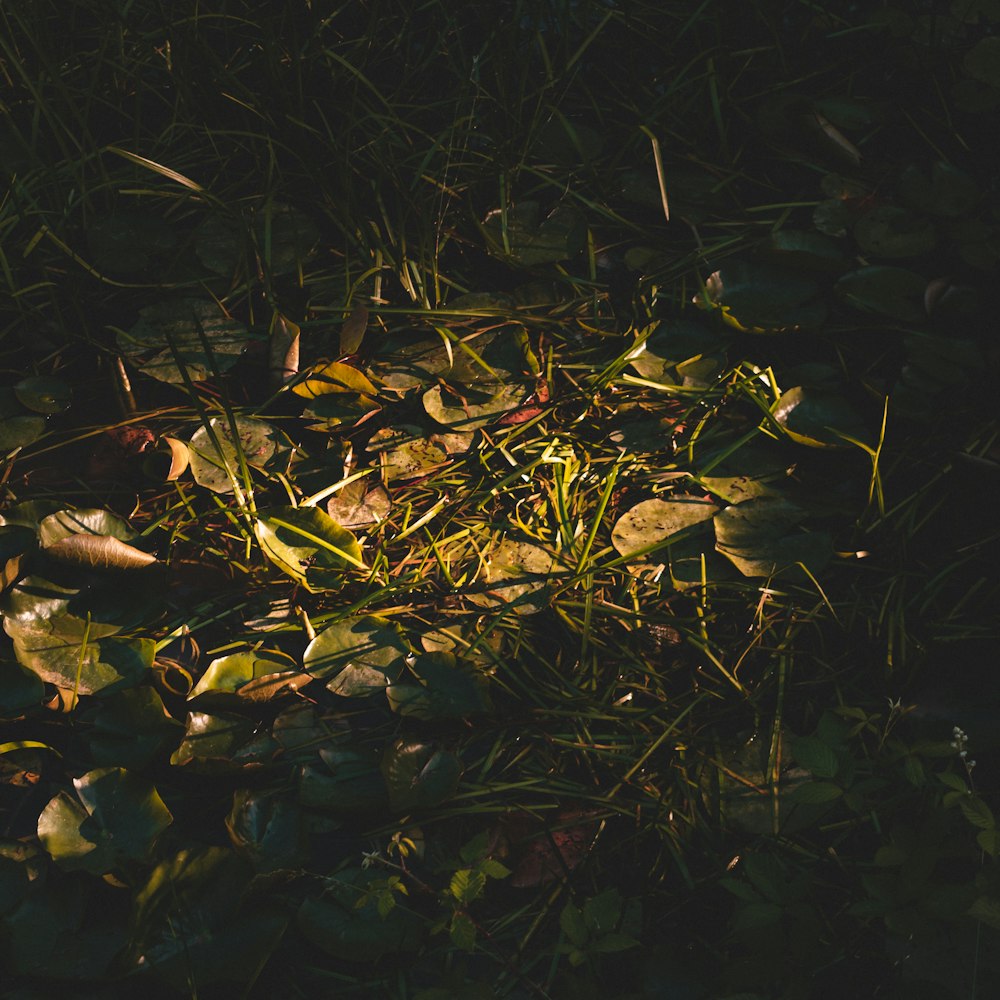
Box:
[423,381,527,430]
[118,298,252,384]
[701,261,826,332]
[38,767,171,872]
[482,202,586,266]
[195,203,320,276]
[81,687,183,769]
[898,161,981,218]
[628,319,729,385]
[853,205,936,258]
[298,748,388,815]
[611,496,719,560]
[297,867,422,961]
[14,376,71,414]
[772,386,868,448]
[189,417,284,493]
[466,539,556,615]
[254,506,364,591]
[226,789,306,872]
[304,615,409,696]
[381,738,463,811]
[714,497,832,578]
[0,387,46,450]
[88,212,177,274]
[326,478,391,529]
[170,711,278,771]
[188,649,302,708]
[835,266,926,321]
[385,651,492,720]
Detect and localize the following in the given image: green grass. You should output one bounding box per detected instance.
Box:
[2,1,1000,997]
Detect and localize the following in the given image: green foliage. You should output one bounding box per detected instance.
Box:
[0,0,998,996]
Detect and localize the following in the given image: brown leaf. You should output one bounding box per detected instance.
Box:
[45,534,158,572]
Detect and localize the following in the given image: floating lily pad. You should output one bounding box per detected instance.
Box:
[370,427,448,482]
[326,478,391,528]
[482,201,585,266]
[188,649,303,709]
[853,205,936,258]
[835,266,926,321]
[37,767,171,873]
[701,261,826,332]
[423,381,527,430]
[898,161,981,217]
[297,867,423,961]
[965,36,1000,87]
[303,615,409,696]
[294,361,378,401]
[628,319,730,386]
[765,229,850,271]
[772,386,868,449]
[118,298,253,384]
[226,789,306,872]
[189,417,285,494]
[13,376,71,414]
[0,657,45,716]
[611,496,719,560]
[0,388,46,451]
[714,497,832,578]
[254,505,364,592]
[88,212,177,274]
[80,687,183,769]
[5,616,154,695]
[466,538,556,615]
[170,711,278,771]
[381,737,463,812]
[194,203,320,276]
[298,748,388,815]
[386,651,491,720]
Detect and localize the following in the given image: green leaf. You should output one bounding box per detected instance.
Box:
[81,686,184,769]
[700,261,826,332]
[898,161,981,217]
[37,767,172,873]
[381,738,462,812]
[0,388,46,451]
[170,711,278,771]
[714,497,832,578]
[6,616,153,695]
[450,868,487,904]
[765,229,850,271]
[835,266,926,321]
[788,781,843,803]
[772,386,868,449]
[226,789,305,872]
[959,795,995,830]
[325,478,391,529]
[482,201,586,266]
[611,495,719,560]
[189,416,285,494]
[965,36,1000,87]
[188,649,300,704]
[792,735,841,778]
[118,298,253,384]
[14,376,72,414]
[386,651,492,720]
[627,319,730,385]
[465,538,556,615]
[853,205,936,258]
[88,211,177,274]
[423,381,528,431]
[254,505,364,591]
[449,912,477,952]
[299,748,388,815]
[297,867,422,961]
[304,615,409,696]
[560,903,589,946]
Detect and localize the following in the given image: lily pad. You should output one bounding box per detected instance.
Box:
[226,789,306,872]
[482,201,585,266]
[714,497,832,578]
[298,748,388,815]
[303,615,410,696]
[627,320,730,386]
[297,867,423,961]
[88,212,177,274]
[853,205,936,257]
[466,538,556,615]
[194,202,320,276]
[170,711,278,771]
[0,657,45,716]
[6,615,153,696]
[188,649,303,709]
[611,496,719,560]
[765,229,851,271]
[14,376,71,414]
[80,687,183,769]
[381,737,463,812]
[0,387,46,451]
[386,651,492,720]
[772,386,868,448]
[189,416,285,493]
[326,478,391,529]
[423,381,527,430]
[119,298,253,384]
[835,266,926,321]
[254,505,364,591]
[898,161,981,217]
[700,261,827,332]
[37,767,172,873]
[370,427,449,482]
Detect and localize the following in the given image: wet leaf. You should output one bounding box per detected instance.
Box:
[88,212,177,274]
[0,387,46,451]
[381,738,462,811]
[189,416,285,493]
[714,497,832,578]
[326,478,391,529]
[898,161,981,217]
[482,201,586,266]
[304,615,409,695]
[611,496,719,560]
[772,386,868,448]
[44,534,158,572]
[37,767,172,873]
[339,304,370,355]
[765,229,850,271]
[386,651,492,720]
[80,687,183,769]
[466,538,556,615]
[14,376,71,414]
[170,711,278,771]
[226,789,306,872]
[118,298,253,384]
[965,36,1000,87]
[370,426,449,482]
[853,205,936,258]
[835,266,926,321]
[297,867,422,961]
[423,381,528,430]
[0,657,45,716]
[299,748,388,814]
[188,649,303,709]
[700,261,826,332]
[194,202,320,275]
[254,505,364,591]
[628,319,730,385]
